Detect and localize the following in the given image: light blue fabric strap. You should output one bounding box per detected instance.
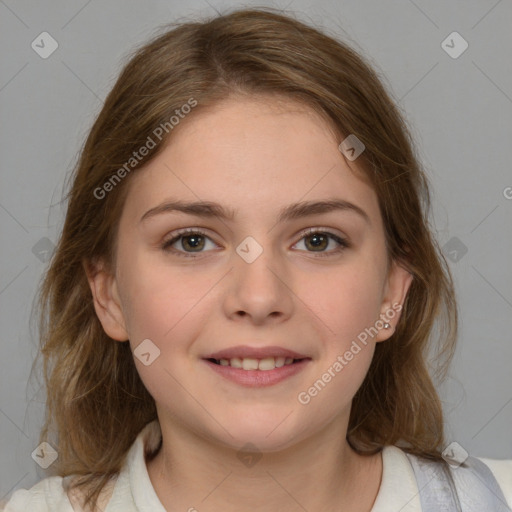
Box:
[452,456,511,512]
[405,453,460,511]
[405,452,511,512]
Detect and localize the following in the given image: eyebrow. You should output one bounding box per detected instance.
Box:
[140,198,370,225]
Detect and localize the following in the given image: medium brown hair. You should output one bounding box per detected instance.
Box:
[33,7,457,510]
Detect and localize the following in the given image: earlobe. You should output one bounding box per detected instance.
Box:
[375,260,413,342]
[84,259,129,342]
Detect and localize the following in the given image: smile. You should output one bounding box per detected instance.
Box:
[207,356,304,370]
[203,357,311,387]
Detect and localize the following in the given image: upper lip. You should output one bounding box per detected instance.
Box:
[204,345,310,360]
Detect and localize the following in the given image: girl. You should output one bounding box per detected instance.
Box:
[2,7,511,512]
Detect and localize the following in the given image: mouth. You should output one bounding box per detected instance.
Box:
[205,356,307,371]
[202,345,311,370]
[201,345,312,387]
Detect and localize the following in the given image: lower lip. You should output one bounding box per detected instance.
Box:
[203,359,310,387]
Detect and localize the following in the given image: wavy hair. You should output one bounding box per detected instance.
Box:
[33,7,457,510]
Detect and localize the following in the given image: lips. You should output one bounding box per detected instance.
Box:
[203,356,310,387]
[204,345,309,361]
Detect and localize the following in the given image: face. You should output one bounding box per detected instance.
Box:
[89,95,412,452]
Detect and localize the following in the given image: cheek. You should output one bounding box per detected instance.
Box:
[118,250,220,354]
[121,274,198,344]
[302,262,385,345]
[296,270,381,412]
[117,263,210,400]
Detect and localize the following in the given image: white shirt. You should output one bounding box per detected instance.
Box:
[2,420,511,511]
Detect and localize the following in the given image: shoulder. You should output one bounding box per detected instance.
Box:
[1,420,161,512]
[477,456,512,507]
[374,446,512,511]
[371,446,423,511]
[403,448,512,510]
[0,476,71,512]
[1,474,118,512]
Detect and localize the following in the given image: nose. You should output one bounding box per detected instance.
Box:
[222,240,294,325]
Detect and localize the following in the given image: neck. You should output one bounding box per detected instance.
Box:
[146,414,382,512]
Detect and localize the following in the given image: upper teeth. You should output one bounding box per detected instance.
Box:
[218,357,295,370]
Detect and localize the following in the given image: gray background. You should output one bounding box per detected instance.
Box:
[1,0,511,500]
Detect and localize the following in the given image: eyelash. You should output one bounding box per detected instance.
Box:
[161,227,350,259]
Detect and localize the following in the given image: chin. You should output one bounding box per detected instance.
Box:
[209,407,308,452]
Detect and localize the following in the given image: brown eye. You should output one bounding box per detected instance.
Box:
[304,232,329,251]
[180,234,205,252]
[162,229,217,257]
[293,229,349,257]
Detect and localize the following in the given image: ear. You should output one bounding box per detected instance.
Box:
[84,258,129,342]
[374,259,413,342]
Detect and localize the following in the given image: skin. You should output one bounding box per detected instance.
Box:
[87,94,413,512]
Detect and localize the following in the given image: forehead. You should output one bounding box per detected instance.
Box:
[121,95,380,226]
